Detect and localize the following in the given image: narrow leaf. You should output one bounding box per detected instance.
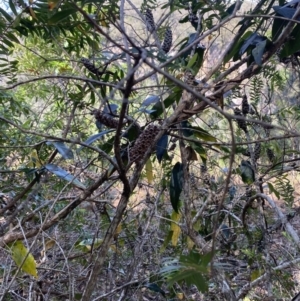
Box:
[0,7,13,21]
[267,182,280,199]
[9,0,18,16]
[170,162,183,213]
[142,95,160,107]
[145,159,153,184]
[171,211,181,246]
[48,8,77,24]
[48,141,74,159]
[45,164,86,189]
[144,283,166,297]
[80,130,114,148]
[156,135,168,163]
[273,6,300,20]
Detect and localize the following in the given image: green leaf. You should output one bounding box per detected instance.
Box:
[45,163,86,190]
[48,141,74,159]
[192,126,217,142]
[240,160,255,185]
[267,182,280,199]
[0,7,13,21]
[272,14,288,41]
[273,6,299,20]
[181,120,193,137]
[190,47,205,75]
[187,138,206,161]
[280,24,300,57]
[80,130,114,149]
[169,162,183,213]
[150,87,182,119]
[160,251,212,293]
[144,283,166,297]
[229,31,253,62]
[252,39,267,66]
[9,241,38,278]
[9,0,18,16]
[186,53,198,69]
[48,8,77,24]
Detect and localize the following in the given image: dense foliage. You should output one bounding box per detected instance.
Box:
[1,0,300,300]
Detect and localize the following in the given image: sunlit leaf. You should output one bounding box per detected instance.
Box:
[171,211,181,246]
[145,159,153,184]
[9,241,38,278]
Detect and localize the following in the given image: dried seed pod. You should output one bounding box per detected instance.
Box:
[144,9,155,33]
[234,108,248,133]
[242,95,250,115]
[129,124,160,163]
[162,27,172,53]
[267,148,275,163]
[254,142,261,161]
[93,110,120,129]
[80,57,99,75]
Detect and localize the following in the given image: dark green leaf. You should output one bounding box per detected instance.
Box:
[267,182,280,199]
[231,31,253,62]
[273,6,300,20]
[272,14,288,40]
[240,160,255,184]
[9,0,18,16]
[0,7,13,21]
[279,24,300,57]
[48,9,77,24]
[170,162,183,213]
[144,283,166,297]
[181,121,193,137]
[156,135,168,163]
[150,87,182,119]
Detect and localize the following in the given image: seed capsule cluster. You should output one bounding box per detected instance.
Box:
[144,9,155,33]
[254,142,261,161]
[234,108,248,133]
[267,148,275,163]
[162,27,173,53]
[93,110,120,129]
[80,57,99,75]
[129,124,160,163]
[242,95,250,115]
